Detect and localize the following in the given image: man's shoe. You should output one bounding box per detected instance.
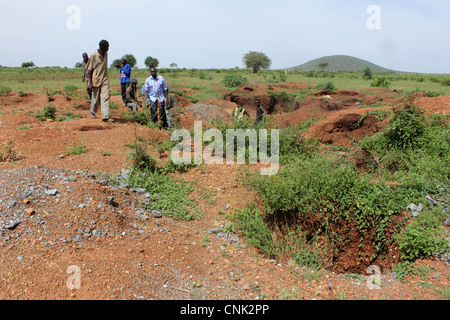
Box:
[90,112,97,119]
[102,118,113,123]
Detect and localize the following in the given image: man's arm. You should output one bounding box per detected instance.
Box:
[82,67,86,82]
[87,70,93,90]
[86,58,94,90]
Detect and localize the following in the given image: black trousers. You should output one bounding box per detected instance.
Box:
[149,100,168,128]
[120,82,130,104]
[86,84,92,100]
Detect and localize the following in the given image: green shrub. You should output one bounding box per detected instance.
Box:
[232,203,278,258]
[55,112,83,121]
[221,74,249,88]
[0,139,22,162]
[386,103,426,149]
[370,76,391,88]
[184,95,199,103]
[363,67,373,80]
[284,228,329,270]
[161,157,196,173]
[0,85,12,96]
[64,141,88,156]
[120,109,158,128]
[126,168,200,221]
[440,78,450,86]
[278,123,318,163]
[315,81,336,91]
[395,211,449,261]
[198,70,212,80]
[392,261,416,282]
[43,88,59,101]
[63,84,78,96]
[244,154,408,261]
[32,104,57,121]
[359,111,449,184]
[126,140,158,172]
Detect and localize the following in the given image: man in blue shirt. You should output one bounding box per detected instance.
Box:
[142,67,169,128]
[120,56,131,105]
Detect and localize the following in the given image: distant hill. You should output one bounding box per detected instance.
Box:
[290,55,397,73]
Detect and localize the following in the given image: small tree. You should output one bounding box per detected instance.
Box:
[21,61,35,68]
[111,59,121,69]
[242,51,271,73]
[169,63,178,68]
[74,62,83,68]
[317,63,328,72]
[123,54,137,68]
[145,56,159,69]
[363,67,373,80]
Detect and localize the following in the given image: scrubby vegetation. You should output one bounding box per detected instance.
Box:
[2,64,448,276]
[230,102,449,272]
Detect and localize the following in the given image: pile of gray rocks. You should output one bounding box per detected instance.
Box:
[0,166,168,248]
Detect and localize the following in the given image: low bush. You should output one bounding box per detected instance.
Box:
[232,203,278,258]
[127,168,200,221]
[315,81,336,91]
[440,78,450,86]
[64,141,88,156]
[221,74,248,88]
[395,210,448,261]
[0,139,22,162]
[63,84,78,97]
[31,104,57,121]
[126,140,158,172]
[370,76,391,88]
[385,103,426,149]
[0,85,12,96]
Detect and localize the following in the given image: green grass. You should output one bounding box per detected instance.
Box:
[63,141,88,156]
[235,104,449,269]
[126,168,200,221]
[2,66,450,97]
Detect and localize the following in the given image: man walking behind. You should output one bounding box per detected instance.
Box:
[142,67,168,128]
[120,56,131,105]
[86,40,111,122]
[81,52,92,102]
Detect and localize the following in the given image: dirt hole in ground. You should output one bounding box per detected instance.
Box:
[270,211,404,274]
[78,125,114,131]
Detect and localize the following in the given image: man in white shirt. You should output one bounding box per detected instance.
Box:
[142,67,169,128]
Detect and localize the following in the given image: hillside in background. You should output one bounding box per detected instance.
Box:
[290,55,397,73]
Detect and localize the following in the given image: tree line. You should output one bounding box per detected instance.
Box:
[73,51,272,72]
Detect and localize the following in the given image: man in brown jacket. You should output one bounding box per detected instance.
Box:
[86,40,111,122]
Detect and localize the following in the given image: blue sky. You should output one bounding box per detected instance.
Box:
[1,0,449,73]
